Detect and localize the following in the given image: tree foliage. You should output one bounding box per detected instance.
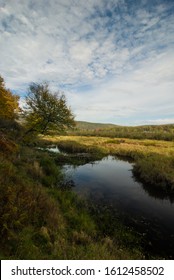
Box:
[24,82,75,134]
[0,75,19,120]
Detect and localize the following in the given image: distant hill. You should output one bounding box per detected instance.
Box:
[75,121,174,130]
[75,121,118,130]
[70,121,174,141]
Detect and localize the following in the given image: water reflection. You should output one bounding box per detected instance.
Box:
[45,145,61,153]
[63,155,174,258]
[64,156,174,203]
[138,179,174,204]
[37,145,61,153]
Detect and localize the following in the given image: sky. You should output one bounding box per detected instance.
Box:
[0,0,174,125]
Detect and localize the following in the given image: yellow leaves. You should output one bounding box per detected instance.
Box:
[0,76,19,120]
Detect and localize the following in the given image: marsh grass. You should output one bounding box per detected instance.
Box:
[133,154,174,191]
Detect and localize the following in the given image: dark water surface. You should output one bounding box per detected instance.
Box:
[64,156,174,258]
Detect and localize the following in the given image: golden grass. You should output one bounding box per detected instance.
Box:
[41,135,174,157]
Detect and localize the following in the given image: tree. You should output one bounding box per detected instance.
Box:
[0,75,19,120]
[24,82,75,135]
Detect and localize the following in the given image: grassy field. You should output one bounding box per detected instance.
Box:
[41,135,174,192]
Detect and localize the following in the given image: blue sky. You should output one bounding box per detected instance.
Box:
[0,0,174,125]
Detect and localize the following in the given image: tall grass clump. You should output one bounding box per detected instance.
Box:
[39,154,63,187]
[133,154,174,191]
[57,140,104,154]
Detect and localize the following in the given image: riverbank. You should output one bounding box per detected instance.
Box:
[0,135,143,259]
[41,135,174,193]
[1,131,174,259]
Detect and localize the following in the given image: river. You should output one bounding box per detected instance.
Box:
[63,155,174,259]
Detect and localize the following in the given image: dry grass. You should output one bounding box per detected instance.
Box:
[41,135,174,157]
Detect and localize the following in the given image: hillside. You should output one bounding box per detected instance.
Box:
[75,121,174,130]
[75,121,118,130]
[70,121,174,141]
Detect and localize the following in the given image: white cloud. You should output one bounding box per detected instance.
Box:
[66,50,174,124]
[0,0,174,125]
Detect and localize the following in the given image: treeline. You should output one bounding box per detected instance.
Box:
[69,122,174,141]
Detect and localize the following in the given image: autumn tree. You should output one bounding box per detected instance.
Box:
[0,76,19,121]
[24,82,75,135]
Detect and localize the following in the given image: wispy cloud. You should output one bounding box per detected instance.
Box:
[0,0,174,125]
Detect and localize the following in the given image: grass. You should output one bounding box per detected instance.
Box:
[1,128,173,259]
[0,134,144,259]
